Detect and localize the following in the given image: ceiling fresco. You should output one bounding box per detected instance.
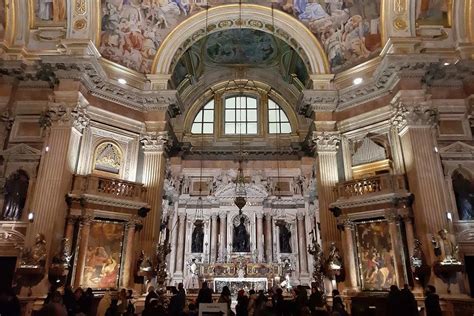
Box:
[99,0,387,74]
[171,28,309,88]
[205,29,278,65]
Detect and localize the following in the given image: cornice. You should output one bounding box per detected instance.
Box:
[0,59,182,115]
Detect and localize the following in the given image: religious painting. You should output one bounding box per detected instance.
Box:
[81,221,125,290]
[415,0,451,26]
[354,220,395,291]
[33,0,66,25]
[99,0,382,74]
[205,29,278,65]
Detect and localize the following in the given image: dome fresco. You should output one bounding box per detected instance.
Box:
[99,0,389,74]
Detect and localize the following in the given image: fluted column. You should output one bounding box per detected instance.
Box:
[256,213,264,263]
[313,132,341,252]
[218,212,227,262]
[64,216,77,254]
[175,214,186,275]
[392,101,448,263]
[74,215,92,288]
[297,213,309,275]
[122,219,139,288]
[341,136,353,180]
[210,214,218,262]
[342,219,358,290]
[386,211,406,287]
[140,132,168,255]
[169,205,179,276]
[28,99,88,279]
[264,214,273,263]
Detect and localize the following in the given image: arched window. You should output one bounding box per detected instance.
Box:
[224,96,258,135]
[452,169,474,220]
[93,142,122,175]
[268,99,291,134]
[191,100,214,134]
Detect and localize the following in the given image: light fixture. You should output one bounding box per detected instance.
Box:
[443,62,450,66]
[118,78,127,85]
[434,146,439,153]
[353,77,363,85]
[28,212,34,223]
[447,212,452,221]
[45,146,50,152]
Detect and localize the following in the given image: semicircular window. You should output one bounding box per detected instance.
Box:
[191,100,215,134]
[94,142,122,175]
[268,99,291,134]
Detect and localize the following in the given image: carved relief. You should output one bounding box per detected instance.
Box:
[312,132,340,153]
[93,142,122,175]
[391,102,438,130]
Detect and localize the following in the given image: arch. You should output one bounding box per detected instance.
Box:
[452,168,474,220]
[152,4,330,76]
[92,141,123,176]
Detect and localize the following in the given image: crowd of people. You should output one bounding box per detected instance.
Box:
[0,282,444,316]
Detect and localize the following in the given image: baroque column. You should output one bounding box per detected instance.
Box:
[256,212,264,263]
[140,132,169,255]
[174,214,186,277]
[313,132,341,252]
[392,101,448,263]
[64,216,77,254]
[297,213,309,276]
[218,212,227,262]
[73,214,92,288]
[386,211,406,287]
[122,218,140,288]
[210,214,218,262]
[342,219,358,291]
[264,213,273,263]
[28,92,89,271]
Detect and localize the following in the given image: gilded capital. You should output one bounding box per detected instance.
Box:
[140,131,170,152]
[312,131,340,153]
[391,102,438,131]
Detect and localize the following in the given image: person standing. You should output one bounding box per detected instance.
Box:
[425,285,442,316]
[196,281,213,307]
[400,284,419,316]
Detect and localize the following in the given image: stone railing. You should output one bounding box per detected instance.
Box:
[336,174,407,199]
[71,174,147,202]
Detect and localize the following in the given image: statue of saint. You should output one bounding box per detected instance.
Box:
[2,170,29,220]
[436,229,459,263]
[191,222,204,253]
[21,233,47,267]
[233,217,250,252]
[279,224,292,253]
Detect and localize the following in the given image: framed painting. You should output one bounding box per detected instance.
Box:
[354,219,396,291]
[415,0,451,27]
[81,220,125,290]
[29,0,67,28]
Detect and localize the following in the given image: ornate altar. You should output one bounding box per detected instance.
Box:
[200,255,279,294]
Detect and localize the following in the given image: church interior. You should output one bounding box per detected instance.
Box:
[0,0,474,315]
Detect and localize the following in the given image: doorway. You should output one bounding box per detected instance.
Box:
[465,256,474,297]
[0,257,17,290]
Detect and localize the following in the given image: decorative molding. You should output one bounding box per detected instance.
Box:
[297,90,338,117]
[391,101,438,131]
[312,132,340,153]
[439,141,474,160]
[140,131,171,153]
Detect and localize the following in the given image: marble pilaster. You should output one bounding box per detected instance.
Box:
[122,219,138,288]
[210,214,218,262]
[175,214,186,275]
[256,212,264,263]
[393,101,448,263]
[74,215,92,288]
[218,212,227,262]
[264,214,273,263]
[313,131,341,252]
[140,132,168,255]
[297,213,309,275]
[343,220,358,291]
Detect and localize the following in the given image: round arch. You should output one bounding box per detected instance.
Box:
[151,4,330,76]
